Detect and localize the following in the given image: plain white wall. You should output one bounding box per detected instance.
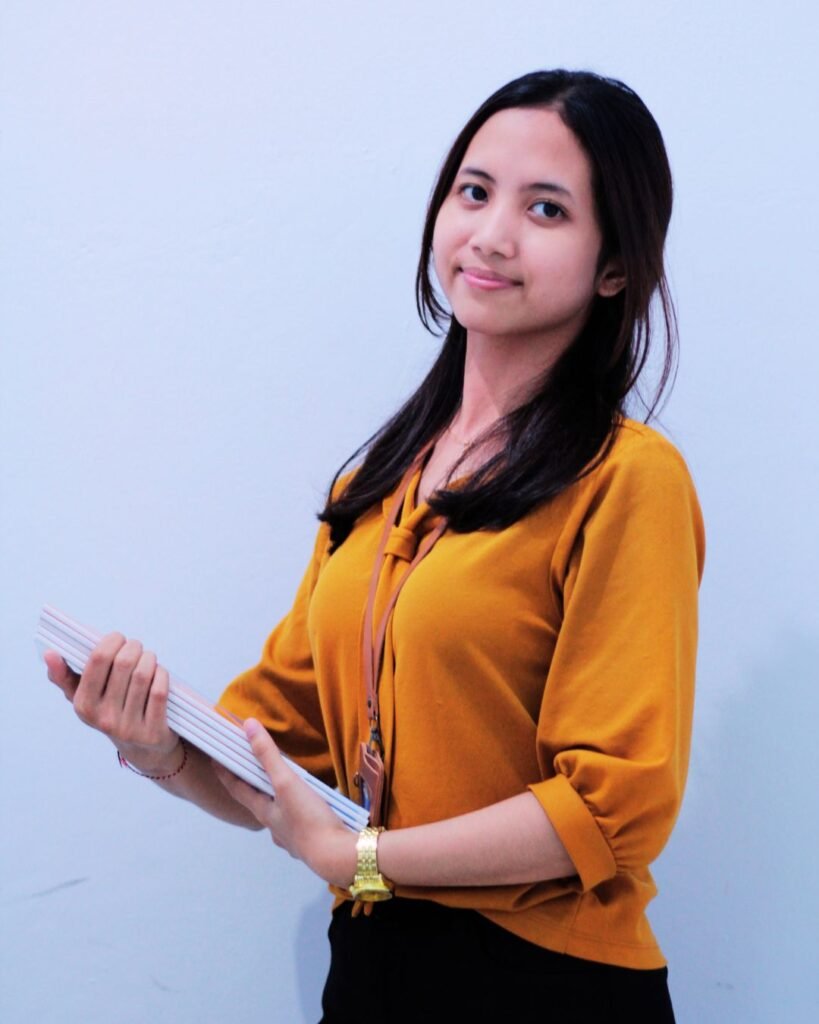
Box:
[2,2,817,1021]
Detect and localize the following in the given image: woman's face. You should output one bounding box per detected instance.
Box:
[432,106,624,354]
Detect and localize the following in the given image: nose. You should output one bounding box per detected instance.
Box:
[470,201,517,259]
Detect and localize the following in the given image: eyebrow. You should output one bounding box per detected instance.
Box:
[459,166,574,200]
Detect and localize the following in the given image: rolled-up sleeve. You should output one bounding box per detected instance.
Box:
[528,436,705,892]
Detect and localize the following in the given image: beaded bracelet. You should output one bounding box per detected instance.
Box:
[117,738,189,780]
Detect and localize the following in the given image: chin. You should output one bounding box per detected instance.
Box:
[448,301,506,330]
[452,311,526,338]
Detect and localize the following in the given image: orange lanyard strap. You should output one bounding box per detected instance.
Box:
[368,517,447,746]
[360,443,446,753]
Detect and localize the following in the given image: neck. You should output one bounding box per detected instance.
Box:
[451,329,563,439]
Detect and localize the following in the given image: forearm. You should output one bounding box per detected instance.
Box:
[319,791,577,890]
[378,792,575,887]
[124,741,263,831]
[221,722,577,890]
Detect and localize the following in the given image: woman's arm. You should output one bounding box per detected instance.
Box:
[216,718,576,890]
[376,791,575,887]
[44,519,338,832]
[48,639,569,879]
[45,640,262,830]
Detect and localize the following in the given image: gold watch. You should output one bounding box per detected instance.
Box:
[348,826,393,902]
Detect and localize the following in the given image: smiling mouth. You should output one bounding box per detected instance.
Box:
[459,266,521,290]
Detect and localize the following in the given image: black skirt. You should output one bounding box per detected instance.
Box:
[320,898,675,1024]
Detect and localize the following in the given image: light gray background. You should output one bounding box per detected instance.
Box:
[2,2,817,1022]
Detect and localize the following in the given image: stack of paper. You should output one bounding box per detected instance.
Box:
[36,605,369,832]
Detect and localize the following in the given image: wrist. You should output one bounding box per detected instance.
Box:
[307,828,358,888]
[348,826,394,902]
[117,738,186,779]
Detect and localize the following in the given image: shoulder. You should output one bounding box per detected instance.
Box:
[524,419,702,537]
[535,419,707,598]
[603,418,695,478]
[578,418,705,572]
[579,418,701,510]
[543,418,704,550]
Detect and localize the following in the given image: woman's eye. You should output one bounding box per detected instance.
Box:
[531,200,564,220]
[458,183,488,203]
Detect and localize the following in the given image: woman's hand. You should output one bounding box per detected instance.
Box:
[214,719,357,888]
[44,632,182,775]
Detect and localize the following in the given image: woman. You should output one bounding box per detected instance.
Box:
[46,69,704,1021]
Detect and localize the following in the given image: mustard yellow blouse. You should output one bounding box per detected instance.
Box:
[219,419,705,968]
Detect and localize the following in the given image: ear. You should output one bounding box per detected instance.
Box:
[595,257,626,298]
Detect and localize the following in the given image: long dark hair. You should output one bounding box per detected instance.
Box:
[319,69,677,551]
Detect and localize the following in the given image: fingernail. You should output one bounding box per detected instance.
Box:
[244,718,261,738]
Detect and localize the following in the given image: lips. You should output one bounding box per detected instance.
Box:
[459,265,521,289]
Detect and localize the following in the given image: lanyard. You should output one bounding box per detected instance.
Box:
[356,443,448,825]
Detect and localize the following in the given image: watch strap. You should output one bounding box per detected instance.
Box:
[349,826,393,902]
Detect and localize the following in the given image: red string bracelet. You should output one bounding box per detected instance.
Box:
[117,738,189,780]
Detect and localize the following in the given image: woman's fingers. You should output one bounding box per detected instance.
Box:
[214,721,352,878]
[44,651,80,701]
[214,722,292,830]
[143,664,170,732]
[101,638,144,713]
[62,632,170,740]
[214,761,276,829]
[72,632,127,724]
[122,648,157,719]
[45,629,181,772]
[244,718,290,791]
